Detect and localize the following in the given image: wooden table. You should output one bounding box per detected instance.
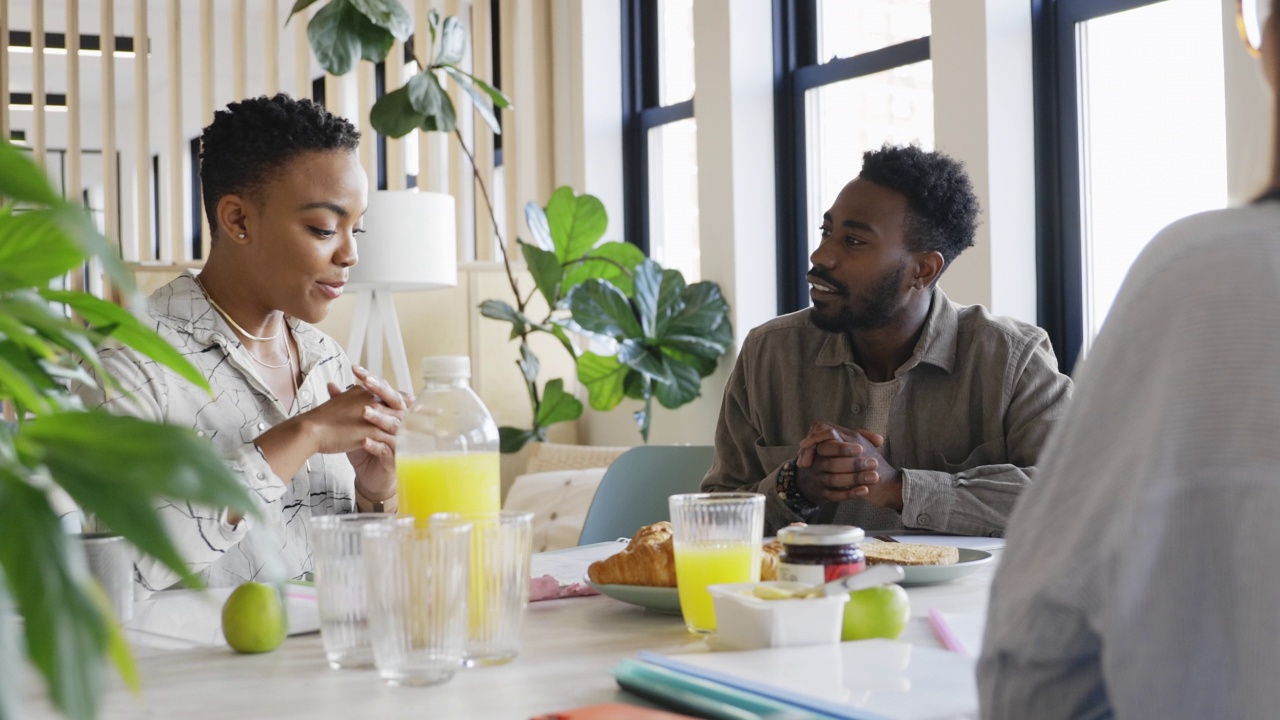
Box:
[20,545,998,719]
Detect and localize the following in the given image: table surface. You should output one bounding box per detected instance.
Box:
[20,543,999,720]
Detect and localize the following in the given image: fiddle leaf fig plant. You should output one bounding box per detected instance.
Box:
[0,141,257,720]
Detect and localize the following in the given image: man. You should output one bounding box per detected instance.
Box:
[701,144,1071,536]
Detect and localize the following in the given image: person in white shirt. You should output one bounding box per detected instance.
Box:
[77,94,405,591]
[978,1,1280,717]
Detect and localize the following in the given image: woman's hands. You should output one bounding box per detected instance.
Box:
[334,366,410,502]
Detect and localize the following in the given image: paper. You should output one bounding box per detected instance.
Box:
[124,587,319,650]
[638,640,978,720]
[529,541,627,601]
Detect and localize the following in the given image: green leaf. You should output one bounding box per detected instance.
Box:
[534,378,583,428]
[659,280,732,359]
[0,209,84,290]
[465,73,513,109]
[0,466,107,720]
[348,0,412,40]
[545,187,608,264]
[419,93,457,133]
[307,0,362,75]
[560,241,646,298]
[499,426,536,454]
[623,368,648,400]
[544,320,579,360]
[478,299,529,337]
[619,343,674,385]
[524,201,554,251]
[653,267,688,338]
[41,289,213,394]
[51,202,135,294]
[520,241,562,307]
[370,86,423,138]
[518,342,540,386]
[0,341,58,414]
[435,15,466,65]
[405,70,443,117]
[576,352,628,412]
[288,0,324,22]
[631,260,663,338]
[0,294,109,386]
[443,66,500,135]
[567,280,643,340]
[16,413,257,590]
[653,355,702,409]
[352,13,395,63]
[427,8,441,47]
[0,140,62,206]
[0,313,57,361]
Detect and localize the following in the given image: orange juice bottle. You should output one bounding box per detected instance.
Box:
[396,356,500,521]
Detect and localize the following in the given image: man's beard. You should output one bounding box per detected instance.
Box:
[810,262,906,333]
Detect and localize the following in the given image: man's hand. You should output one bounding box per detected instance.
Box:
[795,421,903,510]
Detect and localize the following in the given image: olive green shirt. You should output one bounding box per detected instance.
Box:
[701,289,1072,536]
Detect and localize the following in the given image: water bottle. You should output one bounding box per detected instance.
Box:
[396,356,500,521]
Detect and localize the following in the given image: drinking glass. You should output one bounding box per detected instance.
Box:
[308,513,395,669]
[668,493,765,634]
[363,517,471,686]
[76,533,134,623]
[432,511,533,666]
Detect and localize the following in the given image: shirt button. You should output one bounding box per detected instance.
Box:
[196,430,205,438]
[917,513,932,525]
[300,390,311,400]
[989,531,1003,538]
[850,404,862,414]
[256,472,266,480]
[257,422,266,431]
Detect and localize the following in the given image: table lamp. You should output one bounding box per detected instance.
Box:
[346,190,457,392]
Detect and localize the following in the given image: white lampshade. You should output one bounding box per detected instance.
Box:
[348,190,457,291]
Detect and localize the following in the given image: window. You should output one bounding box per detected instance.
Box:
[774,0,933,313]
[1035,0,1227,371]
[622,0,701,281]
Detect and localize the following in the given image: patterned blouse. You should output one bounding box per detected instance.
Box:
[75,272,357,591]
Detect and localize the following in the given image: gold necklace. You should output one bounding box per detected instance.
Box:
[195,276,282,342]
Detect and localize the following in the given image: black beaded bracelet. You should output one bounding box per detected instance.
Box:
[776,458,818,515]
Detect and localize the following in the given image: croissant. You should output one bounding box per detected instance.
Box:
[588,522,784,587]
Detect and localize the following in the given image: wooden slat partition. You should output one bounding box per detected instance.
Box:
[135,0,151,262]
[385,40,406,191]
[357,63,376,181]
[264,0,281,95]
[0,0,8,143]
[232,0,246,100]
[32,0,46,166]
[200,0,214,256]
[67,0,83,204]
[166,0,183,263]
[102,0,119,252]
[294,9,310,100]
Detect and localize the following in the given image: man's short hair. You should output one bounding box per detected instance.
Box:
[859,144,980,267]
[198,93,361,233]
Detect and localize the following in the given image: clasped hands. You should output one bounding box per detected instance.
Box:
[795,421,904,511]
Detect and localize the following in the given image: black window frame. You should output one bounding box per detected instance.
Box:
[773,0,930,314]
[1033,0,1167,373]
[620,0,695,255]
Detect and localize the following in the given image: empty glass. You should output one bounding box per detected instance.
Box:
[363,517,472,686]
[432,511,533,666]
[668,493,765,634]
[309,513,395,669]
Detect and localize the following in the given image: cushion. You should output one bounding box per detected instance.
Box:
[524,442,630,475]
[503,467,608,552]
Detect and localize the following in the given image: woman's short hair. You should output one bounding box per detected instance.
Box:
[198,93,361,234]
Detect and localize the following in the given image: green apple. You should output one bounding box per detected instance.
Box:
[221,581,288,654]
[841,583,910,641]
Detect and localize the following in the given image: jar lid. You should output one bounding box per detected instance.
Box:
[776,524,865,546]
[421,355,471,380]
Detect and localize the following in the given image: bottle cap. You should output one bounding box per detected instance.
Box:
[420,355,471,380]
[777,524,865,546]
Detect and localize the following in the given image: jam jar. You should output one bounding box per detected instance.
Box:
[776,525,866,584]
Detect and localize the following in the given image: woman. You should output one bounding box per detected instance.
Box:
[979,2,1280,717]
[77,94,405,591]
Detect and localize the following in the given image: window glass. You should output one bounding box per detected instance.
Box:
[1077,0,1227,348]
[658,0,696,105]
[648,118,700,281]
[804,60,934,256]
[816,0,931,63]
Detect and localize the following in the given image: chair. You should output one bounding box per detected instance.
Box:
[577,445,715,545]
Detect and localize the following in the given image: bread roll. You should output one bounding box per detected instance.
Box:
[861,541,959,566]
[588,522,782,586]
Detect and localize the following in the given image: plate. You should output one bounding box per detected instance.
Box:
[897,548,994,586]
[584,576,682,615]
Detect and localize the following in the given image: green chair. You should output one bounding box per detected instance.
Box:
[577,445,715,546]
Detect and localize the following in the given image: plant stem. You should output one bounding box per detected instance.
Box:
[453,128,525,314]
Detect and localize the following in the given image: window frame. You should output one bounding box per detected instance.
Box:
[772,0,930,314]
[620,0,695,255]
[1033,0,1168,373]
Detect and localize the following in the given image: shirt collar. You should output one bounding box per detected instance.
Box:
[813,288,959,375]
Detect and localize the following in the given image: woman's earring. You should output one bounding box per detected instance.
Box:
[238,233,246,239]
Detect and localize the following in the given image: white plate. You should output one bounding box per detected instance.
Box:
[583,576,682,615]
[897,548,994,586]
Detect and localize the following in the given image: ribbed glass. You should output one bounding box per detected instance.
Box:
[308,513,395,669]
[363,517,471,686]
[432,511,533,666]
[668,493,765,634]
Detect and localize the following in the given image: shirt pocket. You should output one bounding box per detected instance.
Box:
[754,443,800,473]
[933,437,1008,473]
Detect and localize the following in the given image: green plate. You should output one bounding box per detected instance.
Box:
[584,576,683,615]
[898,548,994,586]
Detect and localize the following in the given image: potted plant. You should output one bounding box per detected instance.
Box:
[0,142,257,720]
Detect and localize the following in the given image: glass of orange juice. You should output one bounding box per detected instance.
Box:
[668,493,765,634]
